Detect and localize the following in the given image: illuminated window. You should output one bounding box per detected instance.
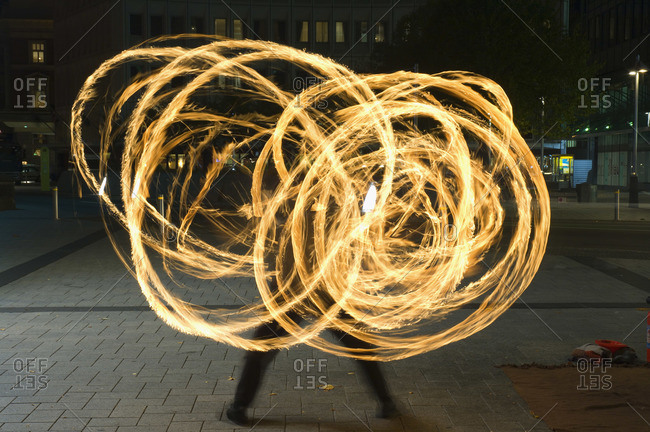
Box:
[167,154,177,170]
[233,19,243,39]
[315,21,328,42]
[374,22,385,43]
[167,154,185,170]
[298,21,309,42]
[335,21,346,43]
[215,18,226,36]
[31,42,45,63]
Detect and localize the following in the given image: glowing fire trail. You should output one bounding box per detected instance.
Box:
[70,36,550,361]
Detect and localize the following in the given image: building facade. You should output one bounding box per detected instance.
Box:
[569,0,650,188]
[53,0,426,174]
[0,0,54,182]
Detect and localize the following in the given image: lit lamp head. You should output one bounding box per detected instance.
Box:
[629,55,648,76]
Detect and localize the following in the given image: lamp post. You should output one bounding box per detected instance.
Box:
[629,55,647,207]
[539,96,545,174]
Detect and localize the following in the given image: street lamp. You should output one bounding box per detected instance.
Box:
[628,54,647,207]
[539,96,545,174]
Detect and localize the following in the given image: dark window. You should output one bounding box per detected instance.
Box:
[190,17,204,33]
[595,14,602,50]
[355,21,368,43]
[617,4,625,42]
[253,20,267,39]
[634,1,642,37]
[130,14,143,36]
[624,1,632,41]
[273,20,287,42]
[602,12,609,48]
[171,16,185,34]
[150,15,164,36]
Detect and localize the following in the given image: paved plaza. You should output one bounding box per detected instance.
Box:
[1,187,650,431]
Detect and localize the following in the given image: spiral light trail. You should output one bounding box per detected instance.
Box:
[70,36,550,361]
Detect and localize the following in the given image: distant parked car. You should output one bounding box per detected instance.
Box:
[19,165,40,184]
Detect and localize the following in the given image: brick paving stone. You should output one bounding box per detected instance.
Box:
[166,421,203,432]
[191,400,222,413]
[136,413,174,426]
[398,415,440,431]
[319,421,382,432]
[172,412,219,422]
[0,422,52,431]
[21,408,64,423]
[143,404,192,415]
[0,416,27,424]
[112,380,145,394]
[169,387,214,397]
[113,427,156,432]
[164,395,197,407]
[65,408,114,418]
[109,402,146,418]
[331,405,369,423]
[48,416,91,431]
[285,422,318,432]
[84,397,120,411]
[88,417,140,427]
[98,393,143,402]
[137,388,171,400]
[0,404,37,415]
[198,420,239,431]
[367,417,406,431]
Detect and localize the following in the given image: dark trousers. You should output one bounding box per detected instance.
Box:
[233,312,392,408]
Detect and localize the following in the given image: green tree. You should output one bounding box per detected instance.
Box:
[382,0,598,138]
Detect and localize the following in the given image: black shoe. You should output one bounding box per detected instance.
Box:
[226,403,249,426]
[377,399,399,419]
